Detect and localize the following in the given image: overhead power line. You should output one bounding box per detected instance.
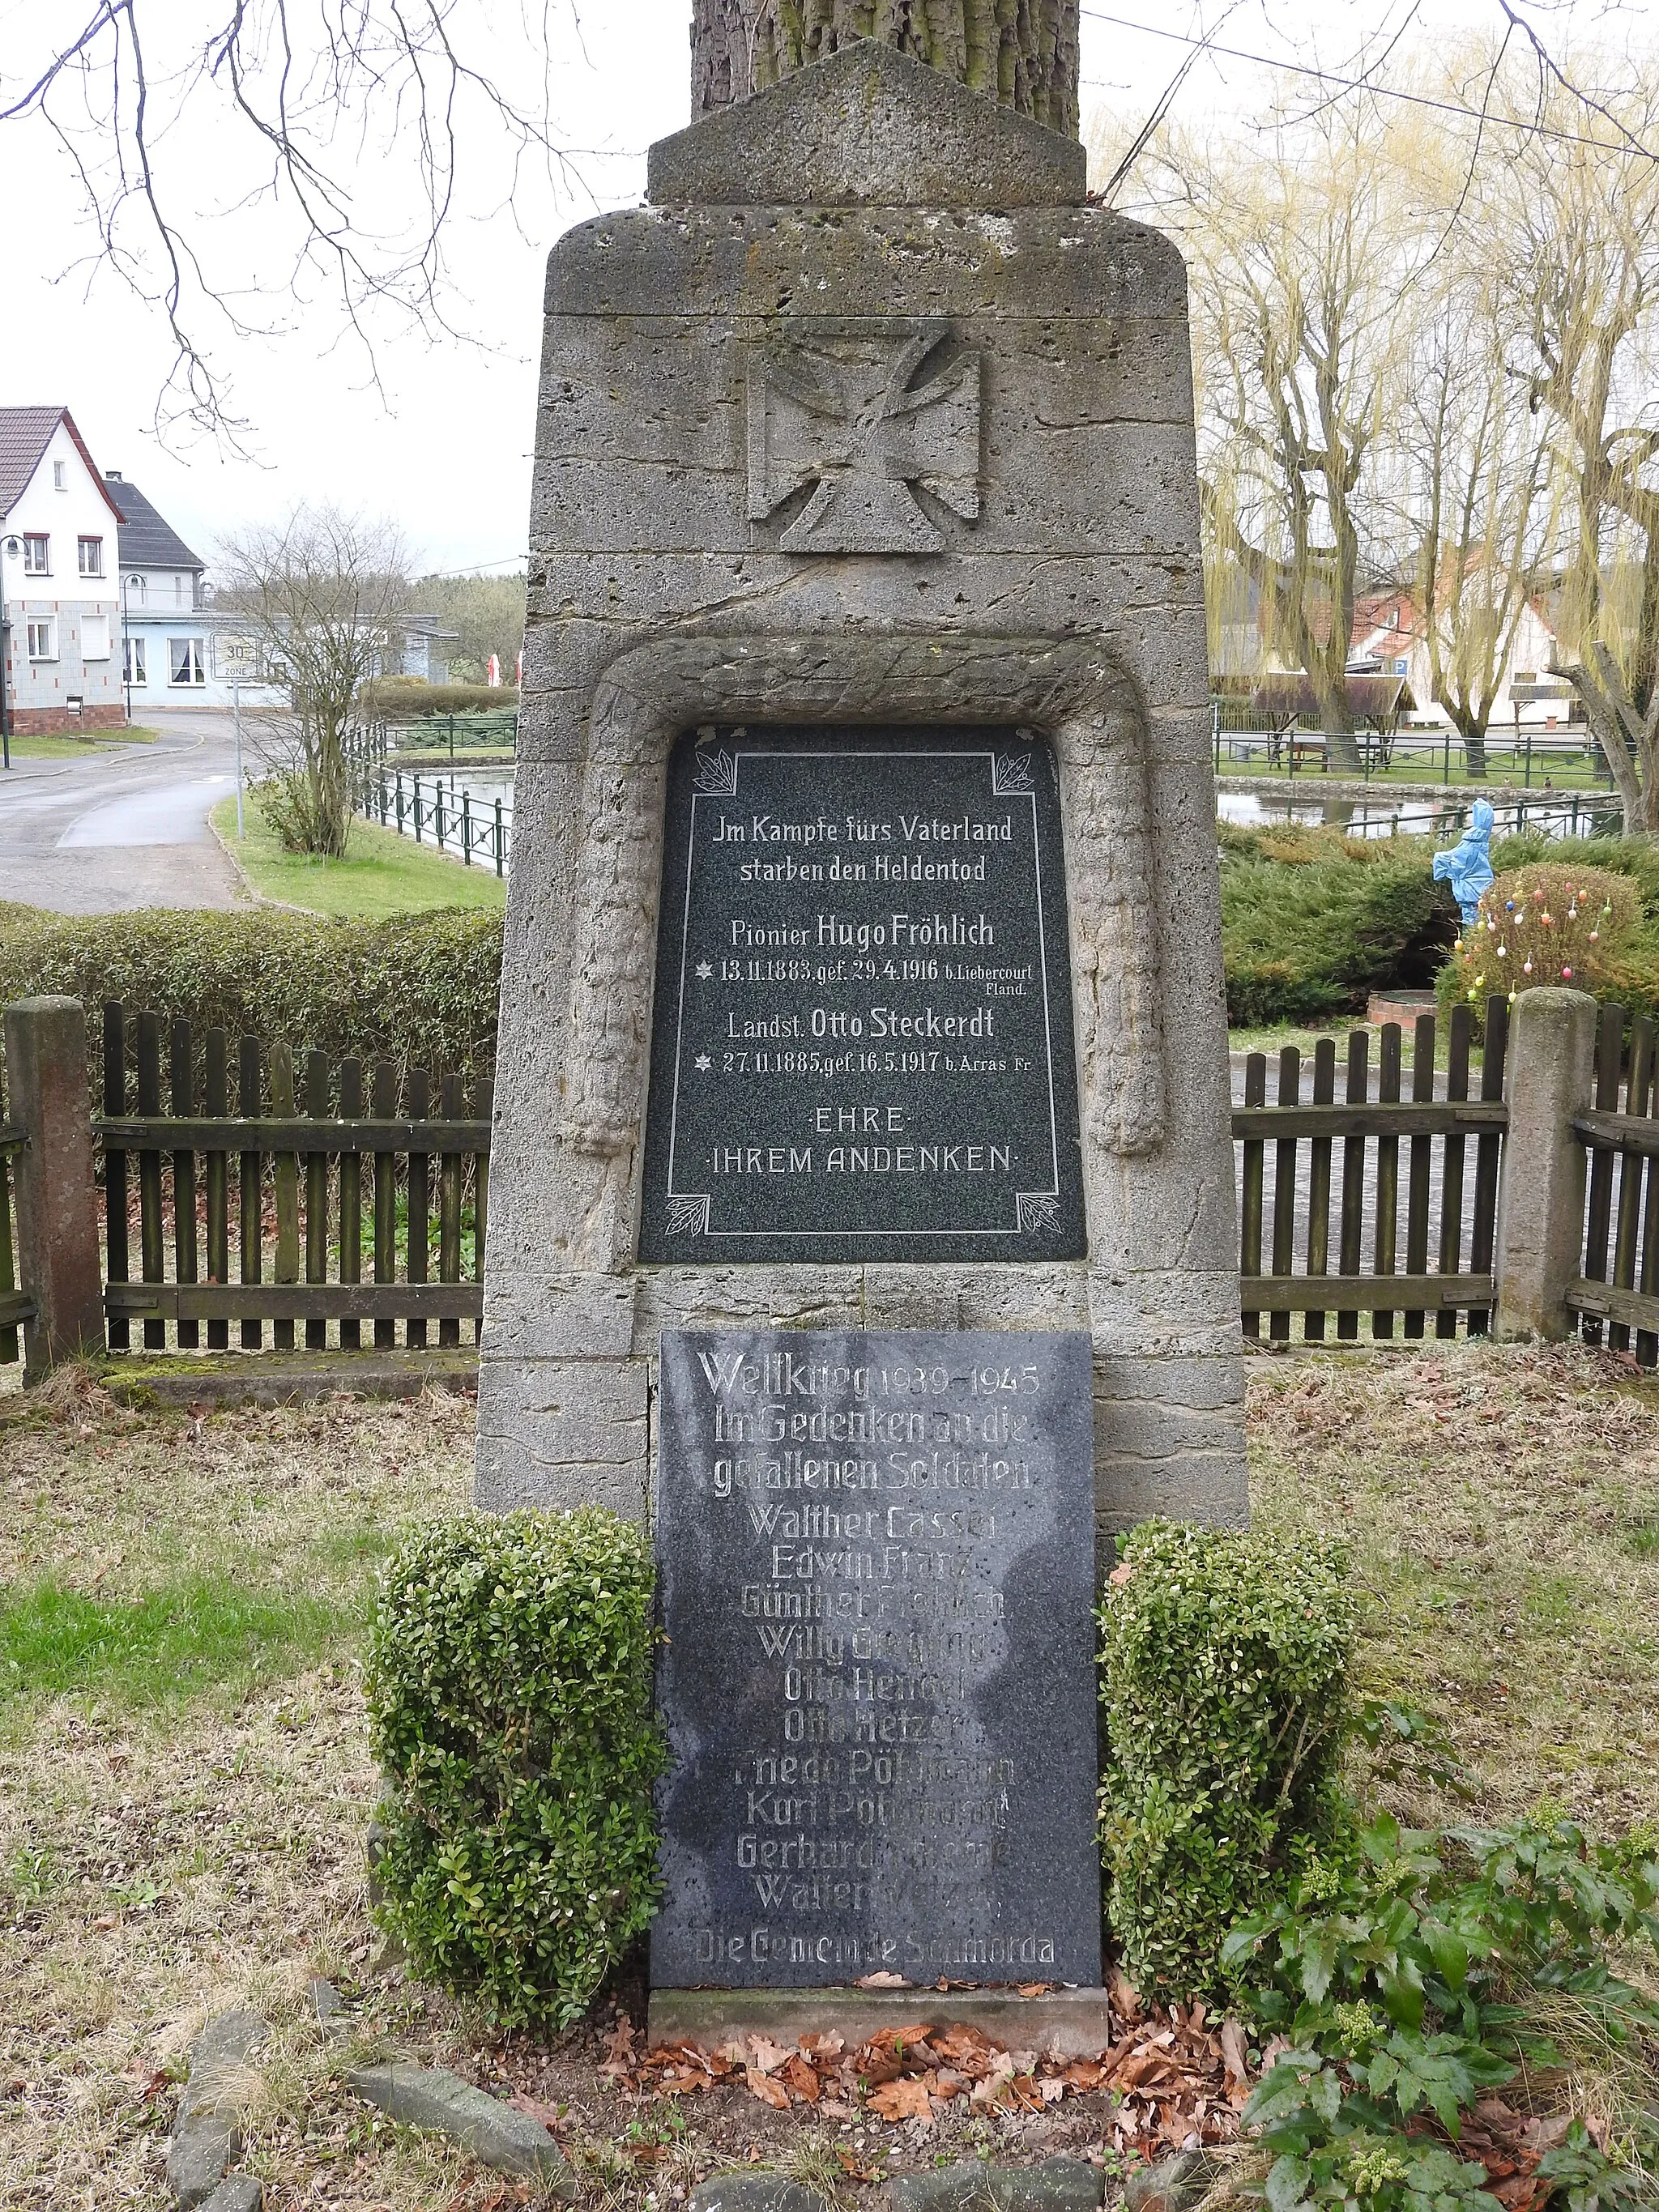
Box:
[1078,8,1657,160]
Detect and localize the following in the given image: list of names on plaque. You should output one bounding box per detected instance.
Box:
[650,1327,1102,1991]
[638,729,1085,1264]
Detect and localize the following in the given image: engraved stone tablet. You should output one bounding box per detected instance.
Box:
[651,1328,1101,1990]
[638,728,1085,1264]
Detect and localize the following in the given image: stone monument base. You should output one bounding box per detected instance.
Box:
[648,1987,1115,2062]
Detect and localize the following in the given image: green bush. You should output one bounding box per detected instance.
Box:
[1441,833,1659,1034]
[1219,828,1460,1025]
[0,904,502,1110]
[1228,1813,1659,2212]
[365,1509,663,2028]
[1098,1519,1356,2000]
[360,677,518,721]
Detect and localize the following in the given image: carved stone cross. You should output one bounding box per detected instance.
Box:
[746,322,983,554]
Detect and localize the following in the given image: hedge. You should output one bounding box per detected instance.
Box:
[0,903,502,1108]
[1219,825,1461,1026]
[1098,1519,1356,2000]
[365,1509,663,2027]
[359,677,518,721]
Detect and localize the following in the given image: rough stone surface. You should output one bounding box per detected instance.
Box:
[309,1977,350,2035]
[1495,987,1596,1340]
[689,2181,833,2212]
[651,1328,1099,1988]
[348,2064,574,2189]
[649,1985,1115,2061]
[477,43,1246,1543]
[889,2160,1102,2212]
[167,2009,268,2209]
[198,2180,263,2212]
[652,40,1085,209]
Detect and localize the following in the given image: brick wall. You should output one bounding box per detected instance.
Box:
[7,704,129,735]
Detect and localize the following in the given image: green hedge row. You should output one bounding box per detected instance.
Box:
[0,903,502,1107]
[360,677,518,721]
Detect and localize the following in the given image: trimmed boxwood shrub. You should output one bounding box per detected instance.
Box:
[1098,1519,1356,2001]
[365,1509,663,2028]
[0,904,502,1109]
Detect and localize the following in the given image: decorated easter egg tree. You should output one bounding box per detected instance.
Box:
[1448,861,1639,1008]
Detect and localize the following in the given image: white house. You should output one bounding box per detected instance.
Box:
[1348,586,1580,731]
[104,470,455,712]
[0,407,126,733]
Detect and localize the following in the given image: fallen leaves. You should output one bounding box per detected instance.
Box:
[1460,2099,1574,2212]
[867,2075,932,2122]
[612,2002,1254,2152]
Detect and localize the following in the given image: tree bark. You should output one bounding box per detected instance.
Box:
[689,0,1081,137]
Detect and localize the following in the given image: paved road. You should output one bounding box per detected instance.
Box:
[0,710,248,914]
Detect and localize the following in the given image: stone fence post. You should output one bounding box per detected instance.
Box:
[1494,986,1597,1340]
[3,996,105,1379]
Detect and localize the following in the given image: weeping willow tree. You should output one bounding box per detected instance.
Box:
[690,0,1081,134]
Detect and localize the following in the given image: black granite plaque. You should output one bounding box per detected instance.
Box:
[650,1328,1102,1990]
[638,728,1085,1264]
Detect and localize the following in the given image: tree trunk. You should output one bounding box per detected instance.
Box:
[689,0,1080,137]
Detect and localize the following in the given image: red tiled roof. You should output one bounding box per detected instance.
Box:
[0,407,124,524]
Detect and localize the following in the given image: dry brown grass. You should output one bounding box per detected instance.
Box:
[2,1345,1657,2206]
[1246,1338,1659,1835]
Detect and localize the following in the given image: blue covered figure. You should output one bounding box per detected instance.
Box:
[1433,797,1495,926]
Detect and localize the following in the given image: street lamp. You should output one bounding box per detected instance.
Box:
[0,533,19,770]
[120,572,143,722]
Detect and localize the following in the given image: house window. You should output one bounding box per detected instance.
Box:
[26,619,56,660]
[78,536,104,578]
[128,574,147,606]
[169,636,207,687]
[174,573,186,605]
[124,635,147,685]
[53,460,66,491]
[83,615,111,659]
[22,535,49,575]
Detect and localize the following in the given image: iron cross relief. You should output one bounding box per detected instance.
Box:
[746,322,983,555]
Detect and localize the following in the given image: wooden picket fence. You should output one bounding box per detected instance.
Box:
[1232,995,1512,1340]
[5,992,1658,1372]
[1567,1003,1659,1358]
[96,1004,491,1351]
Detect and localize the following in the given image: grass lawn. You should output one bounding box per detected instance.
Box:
[1218,749,1615,794]
[211,795,505,919]
[1226,1020,1489,1079]
[2,1343,1655,2206]
[3,726,161,761]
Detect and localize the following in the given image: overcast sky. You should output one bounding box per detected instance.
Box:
[0,0,1605,580]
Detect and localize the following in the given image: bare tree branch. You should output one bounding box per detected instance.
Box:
[1,2,595,446]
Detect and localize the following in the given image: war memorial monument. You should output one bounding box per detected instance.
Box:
[476,34,1245,2018]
